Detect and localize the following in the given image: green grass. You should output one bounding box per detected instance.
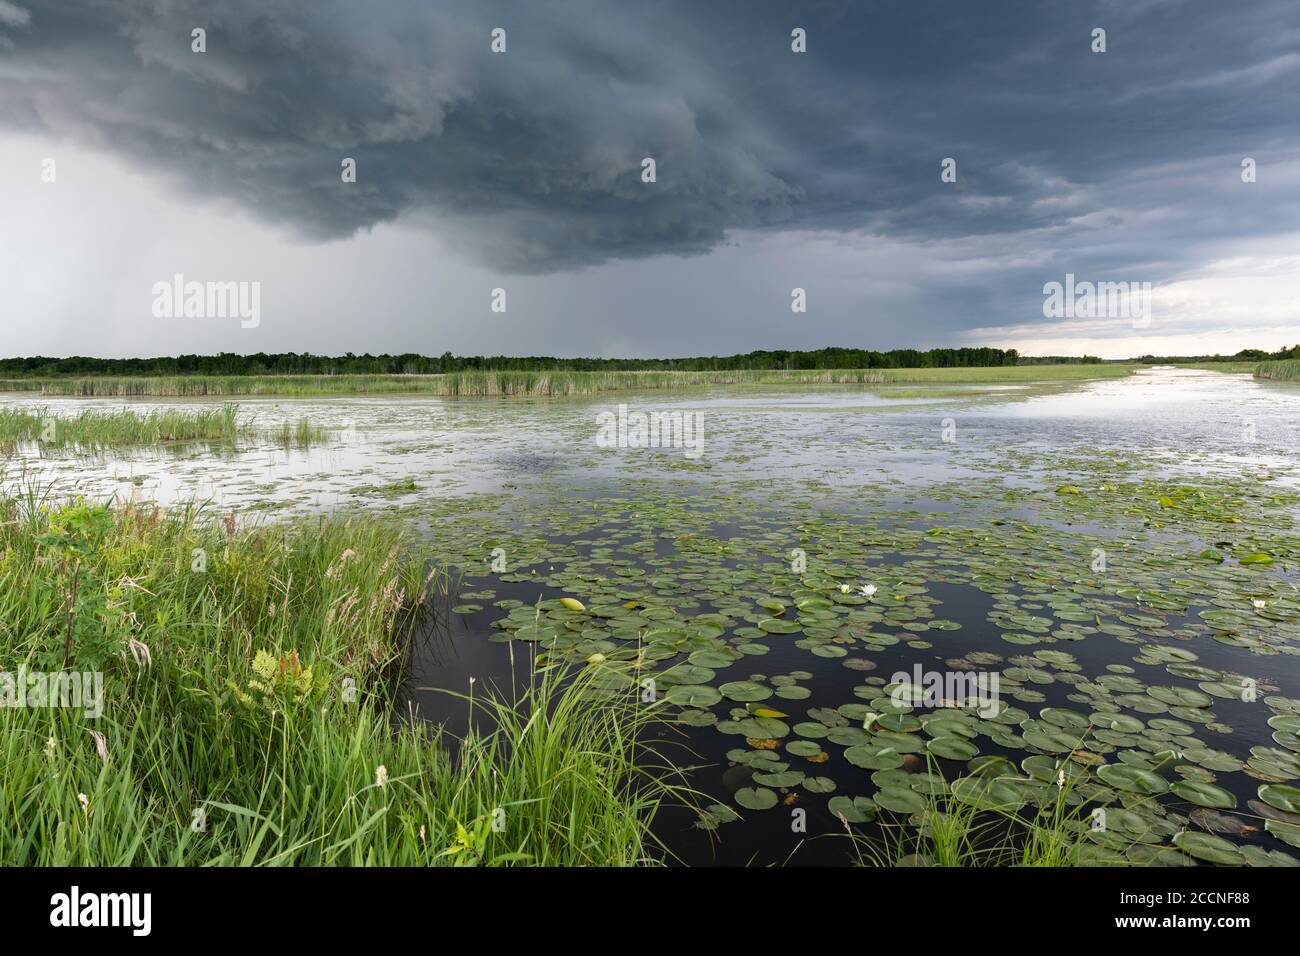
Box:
[0,490,673,865]
[1173,362,1258,374]
[1255,359,1300,381]
[0,404,328,449]
[0,404,242,446]
[0,375,437,398]
[270,417,329,449]
[851,755,1122,867]
[0,365,1137,399]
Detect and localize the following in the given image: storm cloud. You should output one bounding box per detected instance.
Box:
[1,0,1298,356]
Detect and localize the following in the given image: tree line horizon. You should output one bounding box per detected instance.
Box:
[0,344,1293,377]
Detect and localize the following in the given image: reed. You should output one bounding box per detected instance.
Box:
[1255,360,1300,382]
[0,404,241,446]
[0,404,328,449]
[0,364,1137,399]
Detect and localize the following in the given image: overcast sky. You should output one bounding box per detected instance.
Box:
[1,0,1298,360]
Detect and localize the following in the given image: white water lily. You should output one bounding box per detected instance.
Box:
[860,584,877,598]
[1251,599,1266,609]
[839,584,850,593]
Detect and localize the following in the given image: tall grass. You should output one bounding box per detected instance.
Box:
[1173,362,1258,374]
[0,490,671,865]
[271,417,329,449]
[0,404,328,449]
[1255,359,1300,381]
[0,365,1136,399]
[0,404,241,446]
[845,742,1178,867]
[851,775,1100,867]
[0,375,437,398]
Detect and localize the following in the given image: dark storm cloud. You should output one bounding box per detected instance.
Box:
[1,0,1297,276]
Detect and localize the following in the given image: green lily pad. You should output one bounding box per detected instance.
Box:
[1171,780,1237,809]
[874,786,928,814]
[1173,831,1245,865]
[844,744,904,771]
[1096,764,1170,795]
[665,684,722,707]
[719,680,772,702]
[1258,784,1300,815]
[734,787,778,810]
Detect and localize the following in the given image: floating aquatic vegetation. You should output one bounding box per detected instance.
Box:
[401,428,1300,864]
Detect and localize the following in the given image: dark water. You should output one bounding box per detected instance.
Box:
[381,369,1300,866]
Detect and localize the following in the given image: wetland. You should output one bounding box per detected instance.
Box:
[4,365,1299,866]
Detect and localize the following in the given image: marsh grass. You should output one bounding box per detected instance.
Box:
[271,417,329,449]
[852,772,1098,867]
[0,490,674,865]
[1255,359,1300,382]
[0,365,1137,399]
[0,404,328,450]
[849,748,1158,867]
[0,404,242,447]
[1174,362,1258,374]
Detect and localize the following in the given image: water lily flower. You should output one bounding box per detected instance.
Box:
[1251,599,1266,609]
[860,584,877,598]
[839,585,850,593]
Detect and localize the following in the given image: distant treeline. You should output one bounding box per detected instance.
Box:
[0,347,1029,376]
[1137,345,1300,363]
[1011,355,1103,365]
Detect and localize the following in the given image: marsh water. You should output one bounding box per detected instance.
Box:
[5,366,1300,865]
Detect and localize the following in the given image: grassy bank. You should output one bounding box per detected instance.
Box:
[1255,360,1300,382]
[0,364,1137,399]
[1172,362,1258,374]
[0,492,667,865]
